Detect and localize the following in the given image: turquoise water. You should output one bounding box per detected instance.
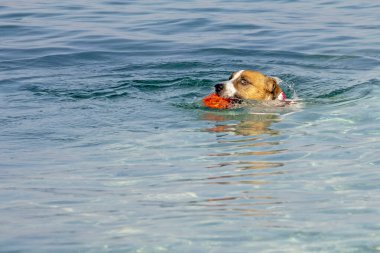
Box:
[1,0,380,252]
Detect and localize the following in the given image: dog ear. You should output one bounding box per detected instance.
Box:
[266,76,283,98]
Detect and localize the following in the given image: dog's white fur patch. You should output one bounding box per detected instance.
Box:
[223,70,244,97]
[224,81,237,97]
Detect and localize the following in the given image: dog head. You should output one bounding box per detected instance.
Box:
[215,70,285,101]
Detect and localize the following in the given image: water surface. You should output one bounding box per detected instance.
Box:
[1,0,380,252]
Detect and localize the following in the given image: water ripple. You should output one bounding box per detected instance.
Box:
[1,0,380,252]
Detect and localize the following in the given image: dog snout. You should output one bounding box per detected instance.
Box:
[214,83,224,93]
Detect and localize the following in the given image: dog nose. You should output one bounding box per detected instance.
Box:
[214,83,223,93]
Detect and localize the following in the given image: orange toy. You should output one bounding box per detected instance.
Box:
[203,93,232,109]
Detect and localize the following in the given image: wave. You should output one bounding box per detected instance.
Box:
[11,47,377,108]
[22,74,213,101]
[313,79,379,104]
[22,70,378,108]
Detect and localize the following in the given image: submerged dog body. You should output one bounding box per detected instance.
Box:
[215,70,286,101]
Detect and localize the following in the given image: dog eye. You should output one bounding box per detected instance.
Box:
[240,79,249,85]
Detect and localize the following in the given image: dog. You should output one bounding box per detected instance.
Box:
[214,70,286,101]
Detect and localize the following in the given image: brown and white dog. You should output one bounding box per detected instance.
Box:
[215,70,286,101]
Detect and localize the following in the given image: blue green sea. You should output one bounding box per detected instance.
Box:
[1,1,379,252]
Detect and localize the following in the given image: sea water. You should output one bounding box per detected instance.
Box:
[0,1,379,252]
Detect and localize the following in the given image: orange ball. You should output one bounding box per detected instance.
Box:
[202,93,232,109]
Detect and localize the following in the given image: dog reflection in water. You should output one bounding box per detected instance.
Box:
[201,111,285,216]
[202,112,280,136]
